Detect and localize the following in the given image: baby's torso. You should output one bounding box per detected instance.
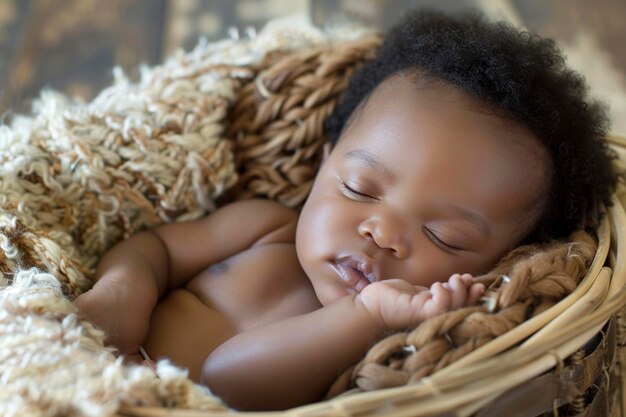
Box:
[142,221,320,381]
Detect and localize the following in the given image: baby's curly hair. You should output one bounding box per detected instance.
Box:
[325,9,618,242]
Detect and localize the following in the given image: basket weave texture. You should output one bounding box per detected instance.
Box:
[0,20,625,417]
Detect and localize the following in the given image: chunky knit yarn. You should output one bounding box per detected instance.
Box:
[0,20,367,417]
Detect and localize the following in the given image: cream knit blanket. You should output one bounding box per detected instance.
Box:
[0,20,357,417]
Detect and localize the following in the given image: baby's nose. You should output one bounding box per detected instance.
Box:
[357,216,409,259]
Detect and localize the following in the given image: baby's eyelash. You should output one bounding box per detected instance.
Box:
[422,226,462,254]
[340,181,376,200]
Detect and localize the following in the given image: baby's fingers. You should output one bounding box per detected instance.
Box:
[458,273,484,306]
[460,273,474,287]
[447,274,468,309]
[424,282,451,317]
[467,283,485,305]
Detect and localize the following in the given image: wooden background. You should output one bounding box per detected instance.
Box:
[1,0,624,134]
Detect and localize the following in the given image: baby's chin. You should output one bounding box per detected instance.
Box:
[314,283,358,306]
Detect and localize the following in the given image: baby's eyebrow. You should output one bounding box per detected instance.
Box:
[343,149,396,182]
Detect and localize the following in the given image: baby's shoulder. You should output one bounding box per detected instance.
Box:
[222,199,298,245]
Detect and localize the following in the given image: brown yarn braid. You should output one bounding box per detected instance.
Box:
[227,36,382,208]
[327,231,597,396]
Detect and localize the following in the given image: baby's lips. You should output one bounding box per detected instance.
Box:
[334,252,380,283]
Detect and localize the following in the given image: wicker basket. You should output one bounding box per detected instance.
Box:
[1,25,624,417]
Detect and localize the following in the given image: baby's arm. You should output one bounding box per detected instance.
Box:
[202,274,483,410]
[74,199,297,356]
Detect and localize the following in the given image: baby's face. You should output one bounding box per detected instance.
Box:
[296,74,549,306]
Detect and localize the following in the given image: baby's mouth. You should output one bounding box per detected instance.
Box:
[331,255,378,291]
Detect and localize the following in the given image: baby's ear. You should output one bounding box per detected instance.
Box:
[322,143,333,163]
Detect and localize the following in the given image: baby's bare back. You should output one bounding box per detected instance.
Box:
[142,221,319,381]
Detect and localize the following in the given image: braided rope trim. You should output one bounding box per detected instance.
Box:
[228,36,382,208]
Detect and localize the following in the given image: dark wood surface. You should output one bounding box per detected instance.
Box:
[0,0,624,132]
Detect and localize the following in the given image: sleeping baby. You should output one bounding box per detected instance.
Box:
[74,9,617,411]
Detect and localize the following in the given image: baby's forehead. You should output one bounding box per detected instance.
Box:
[334,73,552,212]
[364,73,506,121]
[350,74,537,148]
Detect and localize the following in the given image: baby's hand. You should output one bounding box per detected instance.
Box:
[356,273,484,331]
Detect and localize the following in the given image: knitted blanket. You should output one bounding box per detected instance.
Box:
[0,21,372,417]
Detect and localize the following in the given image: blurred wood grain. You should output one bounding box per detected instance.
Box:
[0,0,167,114]
[0,0,624,132]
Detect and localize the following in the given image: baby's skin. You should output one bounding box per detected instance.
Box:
[75,74,550,410]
